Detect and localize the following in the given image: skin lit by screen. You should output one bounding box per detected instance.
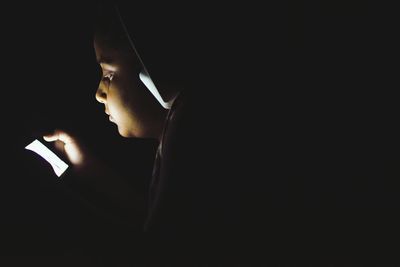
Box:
[25,139,69,177]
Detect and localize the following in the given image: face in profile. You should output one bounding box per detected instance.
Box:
[93,24,167,139]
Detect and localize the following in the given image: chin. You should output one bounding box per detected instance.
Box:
[117,127,136,138]
[118,129,132,138]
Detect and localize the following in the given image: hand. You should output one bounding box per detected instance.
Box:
[43,130,144,225]
[43,129,91,170]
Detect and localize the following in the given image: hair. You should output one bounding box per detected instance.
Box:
[93,2,133,55]
[92,1,219,92]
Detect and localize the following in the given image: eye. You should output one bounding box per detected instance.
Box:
[103,72,115,82]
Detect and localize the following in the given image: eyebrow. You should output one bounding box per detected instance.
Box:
[96,55,117,70]
[97,56,113,64]
[99,62,118,73]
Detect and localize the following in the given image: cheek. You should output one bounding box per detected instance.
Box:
[106,76,151,136]
[108,94,130,120]
[109,80,143,116]
[107,88,137,126]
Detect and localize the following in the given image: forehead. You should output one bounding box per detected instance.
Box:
[94,31,138,62]
[94,40,143,76]
[94,39,119,65]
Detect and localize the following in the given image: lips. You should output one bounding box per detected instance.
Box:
[104,107,113,122]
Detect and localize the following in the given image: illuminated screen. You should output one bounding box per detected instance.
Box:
[25,139,69,177]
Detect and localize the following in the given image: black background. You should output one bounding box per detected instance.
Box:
[2,1,400,265]
[2,2,157,266]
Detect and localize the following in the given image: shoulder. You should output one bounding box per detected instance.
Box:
[162,90,203,141]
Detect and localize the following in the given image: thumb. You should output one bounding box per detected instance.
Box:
[43,134,57,142]
[43,130,74,144]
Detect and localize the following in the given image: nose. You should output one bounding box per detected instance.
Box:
[95,83,107,104]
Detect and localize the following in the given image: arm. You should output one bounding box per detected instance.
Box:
[44,130,146,227]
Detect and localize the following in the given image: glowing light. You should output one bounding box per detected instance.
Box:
[25,139,69,177]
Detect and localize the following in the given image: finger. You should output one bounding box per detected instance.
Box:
[54,130,75,144]
[43,134,58,142]
[43,130,74,144]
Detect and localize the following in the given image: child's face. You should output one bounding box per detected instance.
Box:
[94,37,166,139]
